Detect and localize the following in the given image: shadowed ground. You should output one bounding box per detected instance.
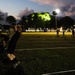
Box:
[0,32,75,75]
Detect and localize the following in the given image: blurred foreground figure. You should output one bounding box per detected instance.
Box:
[7,24,22,68]
[0,25,25,75]
[0,30,9,53]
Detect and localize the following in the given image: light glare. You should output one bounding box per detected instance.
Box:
[55,9,60,14]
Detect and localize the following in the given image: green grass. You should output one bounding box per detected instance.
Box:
[15,33,75,75]
[15,48,75,75]
[16,33,75,49]
[1,32,75,75]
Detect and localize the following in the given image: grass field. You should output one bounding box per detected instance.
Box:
[1,32,75,75]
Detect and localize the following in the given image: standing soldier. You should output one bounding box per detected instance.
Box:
[56,28,59,37]
[72,28,74,37]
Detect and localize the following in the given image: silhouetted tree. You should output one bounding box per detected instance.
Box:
[52,11,57,15]
[20,16,29,30]
[6,16,16,25]
[28,12,51,29]
[50,15,56,28]
[20,12,51,31]
[60,16,74,28]
[0,11,3,23]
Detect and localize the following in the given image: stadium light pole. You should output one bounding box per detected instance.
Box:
[52,8,60,30]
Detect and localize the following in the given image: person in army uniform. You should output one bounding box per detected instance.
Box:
[7,24,22,68]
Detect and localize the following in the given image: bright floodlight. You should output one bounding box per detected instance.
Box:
[55,8,60,14]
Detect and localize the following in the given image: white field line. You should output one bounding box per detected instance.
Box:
[16,47,75,75]
[42,69,75,75]
[16,47,75,51]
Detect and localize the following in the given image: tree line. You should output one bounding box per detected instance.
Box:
[0,12,75,31]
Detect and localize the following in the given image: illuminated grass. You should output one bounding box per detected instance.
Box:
[2,31,72,36]
[15,33,75,75]
[22,32,72,36]
[1,32,75,75]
